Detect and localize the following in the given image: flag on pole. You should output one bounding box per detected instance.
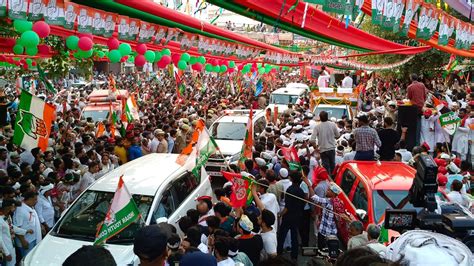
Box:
[108,73,117,92]
[281,146,302,171]
[173,65,186,98]
[94,175,140,245]
[176,119,206,166]
[238,109,253,169]
[125,94,140,122]
[13,91,54,152]
[192,127,219,177]
[432,95,445,111]
[96,121,105,138]
[108,103,116,139]
[222,171,253,208]
[443,54,458,78]
[37,65,56,94]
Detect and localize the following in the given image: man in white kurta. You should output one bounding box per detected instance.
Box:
[13,192,42,257]
[420,110,436,153]
[0,199,31,266]
[35,184,55,231]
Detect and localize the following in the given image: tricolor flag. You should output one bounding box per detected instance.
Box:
[238,109,253,169]
[173,65,186,98]
[13,91,54,152]
[37,65,56,94]
[94,175,141,245]
[176,119,206,166]
[443,55,458,78]
[192,127,219,177]
[125,94,140,122]
[432,95,445,111]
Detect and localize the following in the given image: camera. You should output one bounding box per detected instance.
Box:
[384,154,474,250]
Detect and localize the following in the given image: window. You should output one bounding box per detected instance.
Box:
[254,117,266,135]
[352,181,368,212]
[372,190,416,222]
[340,169,356,196]
[152,172,199,222]
[210,122,247,140]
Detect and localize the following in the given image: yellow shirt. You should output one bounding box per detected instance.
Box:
[114,146,128,165]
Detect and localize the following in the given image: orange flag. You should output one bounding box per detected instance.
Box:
[432,95,444,111]
[176,119,206,166]
[96,122,105,138]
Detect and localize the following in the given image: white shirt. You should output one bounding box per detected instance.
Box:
[198,242,209,253]
[217,257,235,266]
[35,194,55,228]
[447,191,471,208]
[0,215,14,257]
[367,241,387,255]
[342,76,353,88]
[79,172,96,192]
[396,149,413,163]
[260,193,279,231]
[13,203,42,244]
[260,230,277,261]
[317,71,330,88]
[150,137,160,153]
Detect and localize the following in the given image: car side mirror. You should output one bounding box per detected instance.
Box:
[355,209,367,221]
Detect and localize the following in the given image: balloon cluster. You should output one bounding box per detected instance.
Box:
[0,55,36,70]
[204,59,236,73]
[65,33,96,59]
[12,20,50,56]
[237,62,278,74]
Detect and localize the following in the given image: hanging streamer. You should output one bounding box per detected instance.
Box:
[210,7,223,24]
[286,0,300,15]
[301,2,309,28]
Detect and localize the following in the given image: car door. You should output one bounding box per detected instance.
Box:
[254,116,266,136]
[335,168,359,218]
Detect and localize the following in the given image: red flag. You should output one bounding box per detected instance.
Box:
[281,146,301,171]
[238,109,253,169]
[222,171,251,208]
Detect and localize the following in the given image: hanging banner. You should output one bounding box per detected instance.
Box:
[438,14,451,46]
[28,0,46,21]
[92,9,106,36]
[372,0,384,24]
[154,25,168,44]
[64,1,78,30]
[0,0,6,17]
[180,33,196,51]
[399,0,420,36]
[138,22,150,43]
[77,6,93,33]
[8,0,28,20]
[392,0,404,33]
[323,0,354,16]
[128,18,140,41]
[103,12,116,37]
[117,15,130,40]
[44,0,65,26]
[425,5,439,40]
[164,27,181,44]
[381,0,395,30]
[439,111,461,135]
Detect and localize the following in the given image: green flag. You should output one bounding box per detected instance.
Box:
[37,65,56,94]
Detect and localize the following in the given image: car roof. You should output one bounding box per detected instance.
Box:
[314,104,348,109]
[343,161,416,191]
[88,90,128,98]
[216,109,265,123]
[271,87,306,95]
[89,154,183,196]
[83,102,120,111]
[286,82,309,89]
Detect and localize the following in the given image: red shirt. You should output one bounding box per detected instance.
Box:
[407,81,427,111]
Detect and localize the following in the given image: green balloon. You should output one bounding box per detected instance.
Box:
[189,56,198,65]
[66,36,79,50]
[25,46,38,56]
[198,56,206,64]
[25,58,32,65]
[20,31,40,47]
[14,20,33,33]
[258,67,265,74]
[127,56,135,63]
[205,64,212,72]
[154,51,163,62]
[220,65,228,73]
[118,43,132,56]
[177,60,187,70]
[73,51,82,59]
[108,49,122,63]
[180,53,191,62]
[13,44,24,55]
[229,61,236,68]
[243,65,251,72]
[241,69,248,74]
[144,50,155,62]
[78,49,93,58]
[97,51,105,58]
[161,48,171,56]
[212,65,220,72]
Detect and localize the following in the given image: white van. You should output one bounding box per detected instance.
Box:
[268,86,308,114]
[23,154,212,265]
[205,109,265,176]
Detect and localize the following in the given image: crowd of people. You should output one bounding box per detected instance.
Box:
[0,67,473,266]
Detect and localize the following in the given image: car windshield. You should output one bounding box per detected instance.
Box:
[82,110,109,122]
[314,107,348,120]
[53,190,152,244]
[270,94,299,105]
[372,190,416,222]
[210,122,247,140]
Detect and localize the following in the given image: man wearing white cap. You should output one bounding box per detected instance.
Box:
[35,183,55,232]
